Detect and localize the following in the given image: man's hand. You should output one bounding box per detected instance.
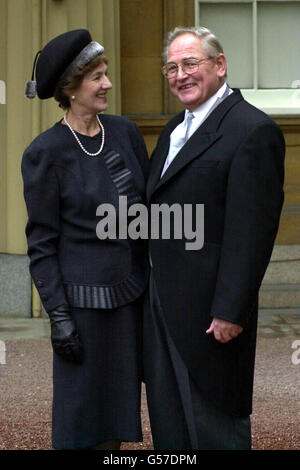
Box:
[206,318,243,343]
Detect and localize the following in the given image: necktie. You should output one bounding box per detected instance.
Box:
[161,111,194,177]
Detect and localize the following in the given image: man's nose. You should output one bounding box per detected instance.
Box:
[176,64,188,79]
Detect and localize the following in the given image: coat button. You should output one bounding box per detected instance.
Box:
[36,280,44,287]
[41,294,48,301]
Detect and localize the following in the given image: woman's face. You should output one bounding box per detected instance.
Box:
[70,62,112,114]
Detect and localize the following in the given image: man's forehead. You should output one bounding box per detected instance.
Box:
[167,34,203,58]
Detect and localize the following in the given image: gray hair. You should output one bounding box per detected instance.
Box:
[162,26,224,62]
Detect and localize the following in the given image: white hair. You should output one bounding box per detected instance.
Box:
[162,26,224,63]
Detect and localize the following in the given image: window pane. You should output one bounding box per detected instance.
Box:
[258,2,300,88]
[198,3,253,88]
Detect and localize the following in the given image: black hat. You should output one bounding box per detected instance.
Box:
[25,29,104,99]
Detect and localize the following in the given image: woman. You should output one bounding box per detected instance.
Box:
[21,29,149,450]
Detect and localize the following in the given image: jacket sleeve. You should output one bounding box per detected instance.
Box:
[21,146,68,313]
[130,122,150,182]
[209,121,285,327]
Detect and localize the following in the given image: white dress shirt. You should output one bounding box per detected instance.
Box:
[185,82,233,140]
[161,83,233,178]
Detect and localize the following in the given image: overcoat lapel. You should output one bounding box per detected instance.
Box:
[156,130,222,191]
[147,89,244,199]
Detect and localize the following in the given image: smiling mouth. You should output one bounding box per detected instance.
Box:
[179,84,195,91]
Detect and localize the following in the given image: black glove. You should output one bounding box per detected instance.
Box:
[48,305,83,363]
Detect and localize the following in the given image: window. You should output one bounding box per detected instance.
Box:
[195,0,300,114]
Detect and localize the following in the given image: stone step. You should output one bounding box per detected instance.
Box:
[262,245,300,284]
[259,283,300,308]
[258,308,300,338]
[0,254,31,318]
[262,260,300,284]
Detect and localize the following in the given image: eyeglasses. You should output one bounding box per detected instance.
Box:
[161,57,213,78]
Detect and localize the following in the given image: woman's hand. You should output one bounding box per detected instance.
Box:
[48,305,83,363]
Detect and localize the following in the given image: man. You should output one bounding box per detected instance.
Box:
[144,27,285,450]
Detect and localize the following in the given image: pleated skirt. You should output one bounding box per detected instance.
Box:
[52,298,143,450]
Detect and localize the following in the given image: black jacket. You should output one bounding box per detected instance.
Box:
[22,114,149,313]
[147,90,285,417]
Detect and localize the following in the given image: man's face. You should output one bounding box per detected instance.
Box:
[167,34,226,111]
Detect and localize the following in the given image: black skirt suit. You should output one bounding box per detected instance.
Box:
[21,114,149,449]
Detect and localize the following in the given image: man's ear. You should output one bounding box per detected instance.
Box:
[216,53,227,79]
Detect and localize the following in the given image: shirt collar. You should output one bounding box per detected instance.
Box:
[185,82,228,120]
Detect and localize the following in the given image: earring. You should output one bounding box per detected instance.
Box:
[71,95,75,100]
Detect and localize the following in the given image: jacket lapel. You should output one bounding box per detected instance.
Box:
[156,130,222,191]
[146,111,184,201]
[147,89,244,199]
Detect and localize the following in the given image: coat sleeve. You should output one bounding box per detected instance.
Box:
[209,120,285,327]
[21,145,68,313]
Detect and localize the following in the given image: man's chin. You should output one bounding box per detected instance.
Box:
[177,95,202,110]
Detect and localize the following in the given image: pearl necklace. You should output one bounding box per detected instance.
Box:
[63,114,105,157]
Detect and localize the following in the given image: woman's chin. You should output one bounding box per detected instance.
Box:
[95,104,108,114]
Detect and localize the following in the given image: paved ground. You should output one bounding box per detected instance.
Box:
[0,309,299,451]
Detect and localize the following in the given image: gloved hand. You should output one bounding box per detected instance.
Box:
[48,305,83,363]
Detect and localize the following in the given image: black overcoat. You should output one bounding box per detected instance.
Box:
[147,90,285,417]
